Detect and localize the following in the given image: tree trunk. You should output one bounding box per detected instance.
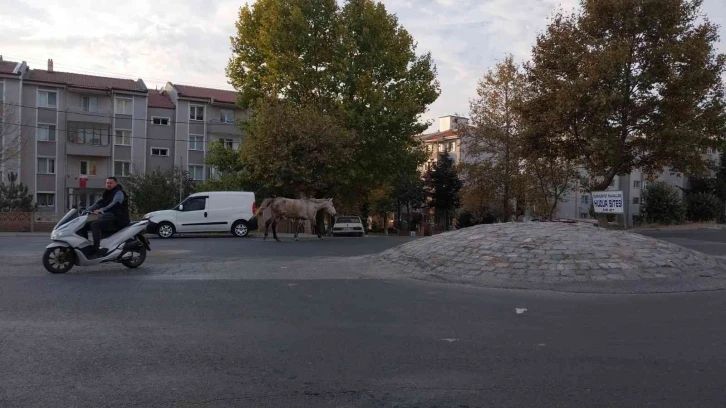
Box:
[383,213,388,235]
[396,199,401,230]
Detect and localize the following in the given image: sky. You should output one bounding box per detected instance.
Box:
[1,0,724,133]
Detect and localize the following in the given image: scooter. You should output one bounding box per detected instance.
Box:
[42,209,152,274]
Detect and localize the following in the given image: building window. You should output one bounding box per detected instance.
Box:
[37,193,55,207]
[220,138,233,149]
[426,144,433,152]
[115,130,131,145]
[220,109,234,123]
[447,141,456,152]
[189,135,204,151]
[152,117,170,126]
[114,161,131,176]
[37,157,56,174]
[115,97,132,115]
[632,197,640,205]
[633,181,641,188]
[190,105,204,121]
[68,123,108,145]
[438,144,445,152]
[82,96,98,113]
[80,160,97,176]
[189,165,204,181]
[151,147,169,156]
[581,194,589,204]
[37,124,56,142]
[38,90,57,108]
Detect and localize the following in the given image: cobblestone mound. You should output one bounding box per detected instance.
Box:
[378,222,726,293]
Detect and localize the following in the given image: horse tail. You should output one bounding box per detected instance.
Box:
[255,198,273,217]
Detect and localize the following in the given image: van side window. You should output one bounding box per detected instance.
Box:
[182,197,206,212]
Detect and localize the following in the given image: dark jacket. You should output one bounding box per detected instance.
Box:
[94,185,131,227]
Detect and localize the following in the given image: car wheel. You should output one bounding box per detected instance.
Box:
[156,222,175,239]
[232,220,249,237]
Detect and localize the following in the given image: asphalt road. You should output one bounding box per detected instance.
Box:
[638,228,726,257]
[1,231,726,407]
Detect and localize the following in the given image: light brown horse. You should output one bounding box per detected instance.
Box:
[254,197,337,241]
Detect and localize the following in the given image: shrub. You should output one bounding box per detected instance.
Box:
[457,211,476,228]
[686,192,721,222]
[641,181,686,225]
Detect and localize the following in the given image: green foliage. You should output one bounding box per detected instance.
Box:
[198,141,262,194]
[521,0,726,191]
[457,210,476,228]
[125,167,194,215]
[227,0,440,202]
[0,172,34,212]
[428,153,463,229]
[240,99,355,199]
[686,192,721,222]
[641,181,687,225]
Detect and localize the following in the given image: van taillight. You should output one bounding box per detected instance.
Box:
[252,202,257,214]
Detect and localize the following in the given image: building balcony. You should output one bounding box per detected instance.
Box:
[66,122,112,157]
[66,174,110,189]
[66,106,113,124]
[207,121,241,136]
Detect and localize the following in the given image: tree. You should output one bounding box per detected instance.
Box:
[392,171,425,232]
[227,0,440,211]
[524,156,579,220]
[428,153,462,230]
[686,192,721,222]
[0,102,25,169]
[197,141,263,194]
[0,172,34,212]
[464,55,527,221]
[522,0,726,192]
[125,167,194,215]
[240,98,356,200]
[641,181,687,225]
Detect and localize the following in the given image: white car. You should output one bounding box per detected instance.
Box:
[332,216,365,237]
[143,191,258,238]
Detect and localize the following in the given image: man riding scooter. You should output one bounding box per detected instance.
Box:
[79,177,131,259]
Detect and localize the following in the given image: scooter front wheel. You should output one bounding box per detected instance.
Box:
[121,246,147,268]
[43,247,75,274]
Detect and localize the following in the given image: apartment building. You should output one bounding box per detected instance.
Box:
[163,83,244,181]
[13,59,149,217]
[0,57,247,219]
[0,57,26,182]
[146,90,177,172]
[418,115,469,171]
[555,149,721,226]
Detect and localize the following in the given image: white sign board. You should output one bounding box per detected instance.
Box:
[591,191,624,214]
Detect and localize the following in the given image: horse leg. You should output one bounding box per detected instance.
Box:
[293,219,299,241]
[264,219,272,241]
[272,219,280,242]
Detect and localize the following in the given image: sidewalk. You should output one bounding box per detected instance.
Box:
[632,222,726,233]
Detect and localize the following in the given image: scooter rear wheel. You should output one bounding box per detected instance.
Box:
[43,247,75,274]
[121,246,147,268]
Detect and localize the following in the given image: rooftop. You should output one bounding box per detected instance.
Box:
[0,60,20,75]
[148,90,176,109]
[26,69,147,93]
[172,83,238,104]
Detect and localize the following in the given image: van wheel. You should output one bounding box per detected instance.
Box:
[157,222,175,239]
[232,220,249,237]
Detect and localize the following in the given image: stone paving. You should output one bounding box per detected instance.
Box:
[377,222,726,293]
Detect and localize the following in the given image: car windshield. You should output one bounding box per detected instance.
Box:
[55,209,79,229]
[336,217,361,224]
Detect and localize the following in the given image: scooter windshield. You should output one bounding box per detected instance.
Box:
[55,209,79,229]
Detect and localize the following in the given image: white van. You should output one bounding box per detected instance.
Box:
[143,191,258,239]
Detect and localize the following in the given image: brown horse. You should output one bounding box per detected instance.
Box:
[254,197,337,241]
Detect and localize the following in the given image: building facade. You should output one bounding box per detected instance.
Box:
[0,57,246,219]
[163,83,245,181]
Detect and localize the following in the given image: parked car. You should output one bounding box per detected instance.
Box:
[332,216,365,237]
[144,191,258,239]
